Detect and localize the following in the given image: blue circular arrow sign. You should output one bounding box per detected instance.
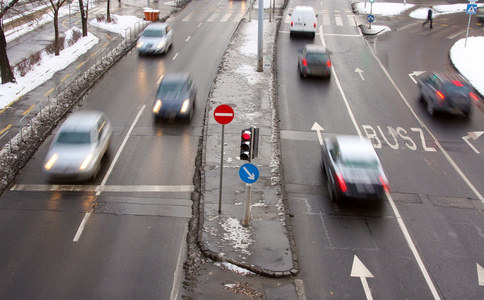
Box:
[367,14,375,23]
[239,163,259,184]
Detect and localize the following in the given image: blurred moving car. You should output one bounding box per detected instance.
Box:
[153,73,196,122]
[417,72,477,117]
[297,44,331,78]
[137,22,173,55]
[289,6,317,38]
[476,5,484,22]
[43,111,112,181]
[321,135,389,202]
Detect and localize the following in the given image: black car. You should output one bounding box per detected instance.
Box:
[297,44,331,78]
[417,72,477,117]
[153,73,196,122]
[321,135,389,202]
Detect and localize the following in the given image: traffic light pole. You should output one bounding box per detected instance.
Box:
[242,128,255,226]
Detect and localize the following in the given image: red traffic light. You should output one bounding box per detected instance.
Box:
[242,131,251,141]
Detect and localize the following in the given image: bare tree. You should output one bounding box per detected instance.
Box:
[0,0,20,84]
[46,0,68,56]
[106,0,111,22]
[78,0,88,36]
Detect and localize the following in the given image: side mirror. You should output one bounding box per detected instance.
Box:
[288,13,292,16]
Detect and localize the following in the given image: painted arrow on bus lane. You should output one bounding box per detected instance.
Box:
[351,255,374,300]
[311,122,325,146]
[462,131,484,154]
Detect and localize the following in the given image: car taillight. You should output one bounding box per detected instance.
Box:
[336,174,347,192]
[436,91,445,101]
[291,22,293,27]
[327,60,331,68]
[314,22,317,28]
[302,58,307,67]
[470,92,478,101]
[379,176,389,192]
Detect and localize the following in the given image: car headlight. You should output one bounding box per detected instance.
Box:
[137,41,144,48]
[180,99,190,113]
[156,40,166,49]
[44,153,59,170]
[153,99,162,114]
[79,153,93,170]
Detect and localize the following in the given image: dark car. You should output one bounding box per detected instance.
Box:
[321,135,389,202]
[417,72,477,117]
[297,44,331,78]
[153,73,196,122]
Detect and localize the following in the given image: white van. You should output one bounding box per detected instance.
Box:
[289,6,318,38]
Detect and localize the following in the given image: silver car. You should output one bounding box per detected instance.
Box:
[137,22,174,55]
[43,111,112,181]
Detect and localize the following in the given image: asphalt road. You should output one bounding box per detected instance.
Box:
[278,0,484,299]
[0,0,245,298]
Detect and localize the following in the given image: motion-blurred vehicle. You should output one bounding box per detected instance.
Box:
[297,44,331,78]
[137,22,173,55]
[153,73,196,122]
[43,111,112,181]
[289,6,317,38]
[417,72,477,117]
[321,135,389,202]
[476,5,484,22]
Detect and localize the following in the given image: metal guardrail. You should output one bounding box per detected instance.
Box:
[0,19,149,152]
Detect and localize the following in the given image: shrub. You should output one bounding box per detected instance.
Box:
[15,51,42,77]
[67,28,82,47]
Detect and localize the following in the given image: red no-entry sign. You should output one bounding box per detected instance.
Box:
[214,105,235,125]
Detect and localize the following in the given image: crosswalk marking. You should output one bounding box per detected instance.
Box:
[335,15,343,26]
[220,12,232,22]
[207,12,219,22]
[323,15,331,26]
[182,12,194,22]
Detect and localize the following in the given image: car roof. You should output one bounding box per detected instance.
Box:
[60,111,104,132]
[305,44,327,53]
[293,6,315,12]
[144,22,169,30]
[334,135,378,161]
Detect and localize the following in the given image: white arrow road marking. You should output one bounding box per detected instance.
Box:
[462,131,484,154]
[311,122,325,145]
[408,71,426,84]
[478,263,484,286]
[355,68,365,81]
[351,255,374,300]
[243,166,255,180]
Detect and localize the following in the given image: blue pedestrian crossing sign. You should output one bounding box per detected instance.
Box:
[467,4,477,14]
[367,14,375,23]
[239,163,259,184]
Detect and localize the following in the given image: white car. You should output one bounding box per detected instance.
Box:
[137,22,174,55]
[43,111,112,181]
[289,6,318,38]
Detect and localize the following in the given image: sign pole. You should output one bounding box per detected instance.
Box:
[218,124,224,214]
[242,128,255,226]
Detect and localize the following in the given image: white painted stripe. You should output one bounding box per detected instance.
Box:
[285,15,291,24]
[346,15,355,26]
[447,29,466,39]
[323,15,330,26]
[182,12,194,22]
[172,53,178,60]
[10,184,193,193]
[335,15,343,26]
[186,36,191,42]
[320,25,442,299]
[207,13,219,22]
[170,223,188,300]
[220,12,232,22]
[214,113,233,117]
[196,12,208,22]
[73,212,91,242]
[97,106,145,196]
[398,22,421,31]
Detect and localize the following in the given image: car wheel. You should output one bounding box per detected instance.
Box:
[463,109,471,118]
[327,176,339,202]
[312,32,315,39]
[427,100,435,116]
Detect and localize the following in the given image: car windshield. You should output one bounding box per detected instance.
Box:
[56,131,91,144]
[143,29,164,37]
[342,158,379,170]
[157,81,185,99]
[306,53,327,63]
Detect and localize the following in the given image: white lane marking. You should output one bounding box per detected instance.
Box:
[73,212,91,242]
[97,105,146,196]
[157,74,164,86]
[186,36,191,42]
[172,53,179,60]
[447,29,467,39]
[170,223,188,300]
[10,184,194,192]
[320,25,441,299]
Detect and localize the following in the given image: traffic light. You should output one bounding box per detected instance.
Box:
[240,127,259,161]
